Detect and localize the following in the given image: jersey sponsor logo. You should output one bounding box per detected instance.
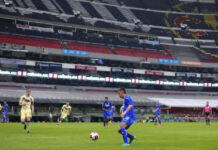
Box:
[24,98,31,103]
[125,117,130,121]
[105,104,110,107]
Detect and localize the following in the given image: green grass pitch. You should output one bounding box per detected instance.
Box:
[0,122,218,150]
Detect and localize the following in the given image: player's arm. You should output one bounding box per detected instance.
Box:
[121,105,133,118]
[121,97,134,118]
[102,104,106,111]
[155,108,158,113]
[19,96,24,106]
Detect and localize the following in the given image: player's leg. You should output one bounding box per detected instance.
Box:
[103,112,109,127]
[118,118,135,146]
[106,116,110,126]
[124,125,135,144]
[111,113,114,122]
[106,112,111,126]
[205,114,209,125]
[58,117,62,125]
[118,123,129,146]
[26,117,31,133]
[5,112,9,122]
[207,115,210,125]
[20,110,27,130]
[26,111,32,133]
[3,111,7,123]
[109,111,112,123]
[58,113,66,125]
[3,113,6,123]
[158,115,161,125]
[154,115,158,125]
[103,117,107,127]
[204,115,207,125]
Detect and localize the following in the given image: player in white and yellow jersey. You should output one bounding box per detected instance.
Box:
[19,88,34,134]
[58,101,71,125]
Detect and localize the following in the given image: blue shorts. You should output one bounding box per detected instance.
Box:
[110,112,114,117]
[156,111,161,116]
[3,111,8,115]
[103,111,110,118]
[120,116,135,127]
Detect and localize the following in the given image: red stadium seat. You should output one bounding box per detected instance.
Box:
[0,34,173,59]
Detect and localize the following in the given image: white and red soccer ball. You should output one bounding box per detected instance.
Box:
[90,132,99,141]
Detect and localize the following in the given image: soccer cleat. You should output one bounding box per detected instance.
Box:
[24,124,27,130]
[129,136,136,144]
[122,143,130,146]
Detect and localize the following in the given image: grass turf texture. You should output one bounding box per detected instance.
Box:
[0,123,218,150]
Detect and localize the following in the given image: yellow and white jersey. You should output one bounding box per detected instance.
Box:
[61,104,71,115]
[0,104,2,111]
[19,95,34,111]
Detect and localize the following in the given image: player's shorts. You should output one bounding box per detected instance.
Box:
[120,116,135,127]
[20,109,32,120]
[156,112,161,116]
[3,111,8,115]
[110,112,114,117]
[205,112,210,116]
[61,113,68,119]
[103,111,110,118]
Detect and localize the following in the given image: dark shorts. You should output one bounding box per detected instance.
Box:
[205,112,210,116]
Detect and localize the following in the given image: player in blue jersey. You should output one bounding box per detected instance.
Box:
[118,88,136,146]
[102,97,112,127]
[110,105,115,122]
[3,101,9,123]
[154,101,161,125]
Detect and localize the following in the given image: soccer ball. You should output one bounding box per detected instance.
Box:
[90,132,99,141]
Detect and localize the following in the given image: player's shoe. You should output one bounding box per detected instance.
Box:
[122,143,130,146]
[129,136,136,144]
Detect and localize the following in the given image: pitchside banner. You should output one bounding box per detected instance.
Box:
[145,70,164,76]
[202,74,218,78]
[111,67,133,73]
[62,49,88,56]
[181,61,202,66]
[0,58,26,65]
[158,59,180,65]
[35,62,62,68]
[75,65,97,71]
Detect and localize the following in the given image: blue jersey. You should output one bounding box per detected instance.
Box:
[102,101,111,112]
[111,106,115,113]
[156,104,161,115]
[3,103,8,112]
[123,95,135,120]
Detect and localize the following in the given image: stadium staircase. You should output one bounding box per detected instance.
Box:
[168,45,200,61]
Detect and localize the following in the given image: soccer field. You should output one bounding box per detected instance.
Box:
[0,122,218,150]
